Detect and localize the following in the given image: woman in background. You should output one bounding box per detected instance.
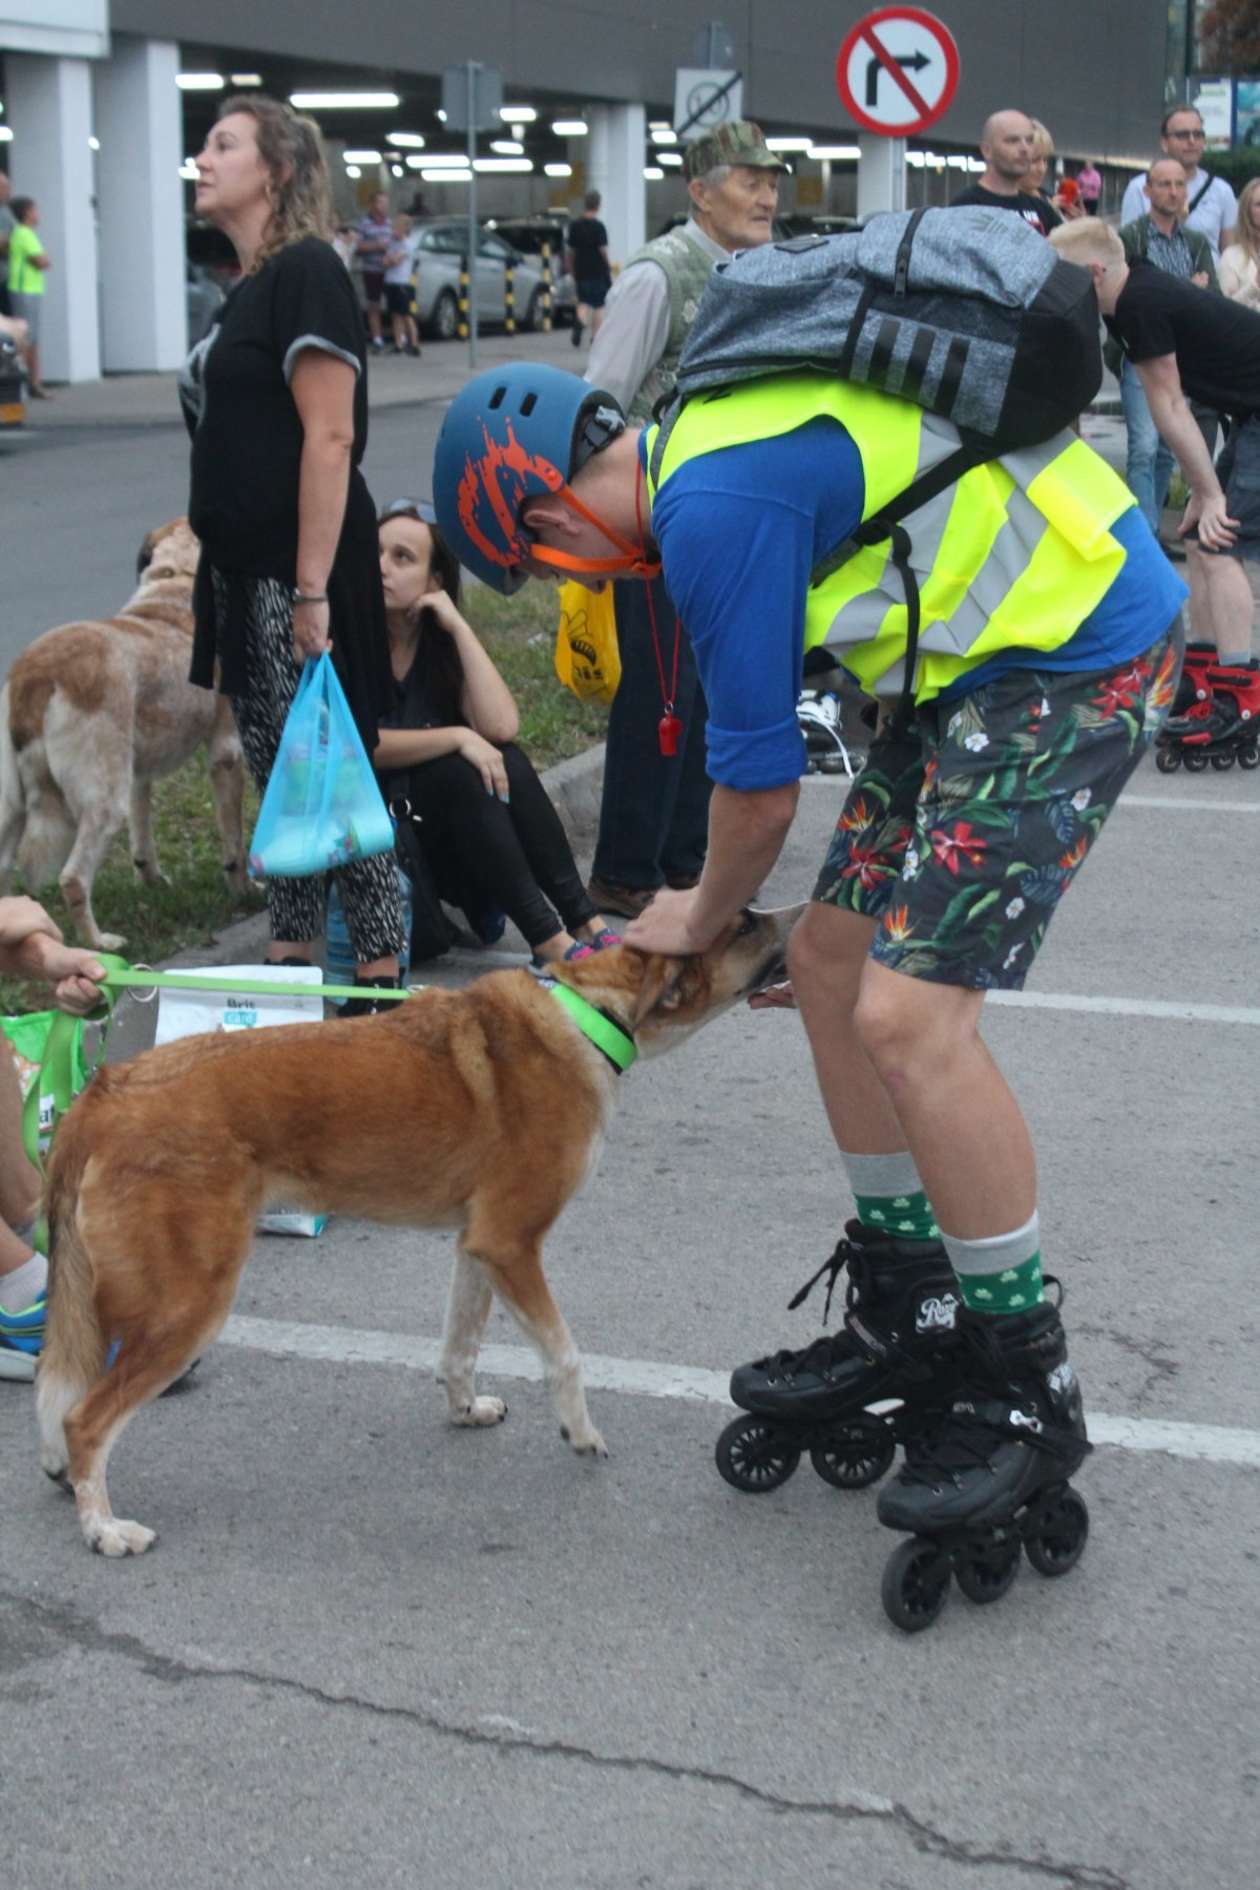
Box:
[376,500,619,967]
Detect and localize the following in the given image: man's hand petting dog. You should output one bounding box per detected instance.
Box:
[623,886,719,958]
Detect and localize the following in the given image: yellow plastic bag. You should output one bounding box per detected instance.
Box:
[555,580,620,703]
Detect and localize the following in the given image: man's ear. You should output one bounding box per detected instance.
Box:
[521,494,582,540]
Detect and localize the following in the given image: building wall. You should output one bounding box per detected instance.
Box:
[111,0,1173,163]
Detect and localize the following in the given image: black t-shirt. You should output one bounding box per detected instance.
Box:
[182,236,368,569]
[950,183,1062,237]
[567,215,611,286]
[1107,257,1260,418]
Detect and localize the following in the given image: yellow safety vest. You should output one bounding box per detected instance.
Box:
[644,374,1136,703]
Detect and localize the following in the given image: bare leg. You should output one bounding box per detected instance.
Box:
[1195,545,1255,658]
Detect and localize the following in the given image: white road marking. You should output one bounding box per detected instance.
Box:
[987,990,1260,1028]
[1119,794,1260,815]
[220,1315,1260,1468]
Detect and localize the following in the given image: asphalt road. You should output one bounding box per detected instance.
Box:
[1,391,1259,1889]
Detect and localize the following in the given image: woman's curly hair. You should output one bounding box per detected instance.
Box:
[215,93,334,269]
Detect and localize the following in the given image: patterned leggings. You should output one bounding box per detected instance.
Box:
[215,571,405,962]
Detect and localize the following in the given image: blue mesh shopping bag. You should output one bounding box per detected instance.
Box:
[248,652,394,879]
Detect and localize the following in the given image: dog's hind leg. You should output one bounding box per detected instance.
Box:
[437,1241,507,1427]
[58,802,127,951]
[127,779,167,888]
[0,685,24,891]
[465,1220,607,1458]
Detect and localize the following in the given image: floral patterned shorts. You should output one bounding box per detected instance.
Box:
[813,628,1182,989]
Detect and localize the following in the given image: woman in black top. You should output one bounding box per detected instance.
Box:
[180,93,404,1012]
[375,501,618,965]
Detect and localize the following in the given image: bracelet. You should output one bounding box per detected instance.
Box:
[292,590,328,606]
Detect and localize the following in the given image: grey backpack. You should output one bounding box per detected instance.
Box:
[671,205,1101,446]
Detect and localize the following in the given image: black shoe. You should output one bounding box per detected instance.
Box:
[339,974,402,1018]
[729,1222,961,1423]
[877,1298,1090,1536]
[571,319,584,348]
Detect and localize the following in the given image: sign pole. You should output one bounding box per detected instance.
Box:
[466,62,478,371]
[857,132,906,215]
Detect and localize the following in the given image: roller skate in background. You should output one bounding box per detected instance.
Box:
[1156,656,1260,773]
[715,1224,962,1496]
[876,1295,1091,1633]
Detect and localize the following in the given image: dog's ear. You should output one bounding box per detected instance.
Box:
[626,949,688,1026]
[136,529,158,579]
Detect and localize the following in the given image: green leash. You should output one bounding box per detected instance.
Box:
[18,953,637,1173]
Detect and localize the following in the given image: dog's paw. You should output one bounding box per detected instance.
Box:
[451,1396,508,1427]
[560,1423,609,1459]
[40,1447,69,1485]
[87,1517,157,1558]
[91,931,127,953]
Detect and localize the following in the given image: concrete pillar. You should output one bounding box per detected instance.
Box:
[5,54,100,383]
[94,37,186,373]
[586,104,646,267]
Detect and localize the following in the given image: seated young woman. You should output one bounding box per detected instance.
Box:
[375,499,619,966]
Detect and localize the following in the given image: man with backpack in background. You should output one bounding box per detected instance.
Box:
[1120,107,1236,265]
[431,207,1187,1611]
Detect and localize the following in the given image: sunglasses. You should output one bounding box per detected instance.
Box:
[379,498,437,525]
[1167,128,1206,139]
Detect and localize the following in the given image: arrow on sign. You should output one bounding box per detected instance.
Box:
[866,49,929,108]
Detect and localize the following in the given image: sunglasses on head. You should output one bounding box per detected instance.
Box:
[379,498,437,525]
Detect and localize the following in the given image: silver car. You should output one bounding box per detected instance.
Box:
[411,220,553,340]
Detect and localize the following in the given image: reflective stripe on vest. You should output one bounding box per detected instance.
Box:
[645,376,1135,702]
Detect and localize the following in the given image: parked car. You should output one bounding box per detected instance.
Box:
[484,216,577,321]
[410,220,553,340]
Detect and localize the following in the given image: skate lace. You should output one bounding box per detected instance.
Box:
[751,1241,871,1375]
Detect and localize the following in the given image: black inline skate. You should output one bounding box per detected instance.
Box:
[1156,657,1260,773]
[716,1224,962,1496]
[876,1297,1091,1633]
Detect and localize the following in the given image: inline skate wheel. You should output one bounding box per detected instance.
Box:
[1154,745,1182,774]
[810,1416,896,1490]
[715,1413,801,1493]
[881,1537,951,1632]
[1024,1487,1090,1578]
[1183,750,1209,772]
[954,1538,1022,1605]
[1211,751,1236,771]
[1238,743,1260,770]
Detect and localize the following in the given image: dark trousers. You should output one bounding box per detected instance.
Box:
[592,573,712,892]
[406,743,597,950]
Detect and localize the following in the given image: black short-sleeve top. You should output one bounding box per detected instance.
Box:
[1106,257,1260,419]
[181,236,368,571]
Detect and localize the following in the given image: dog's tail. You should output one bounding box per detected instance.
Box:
[35,1090,110,1479]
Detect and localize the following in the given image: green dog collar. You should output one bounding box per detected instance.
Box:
[542,978,637,1075]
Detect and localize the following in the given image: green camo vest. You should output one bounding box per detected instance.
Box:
[623,227,717,426]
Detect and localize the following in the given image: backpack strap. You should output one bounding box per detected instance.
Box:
[1187,173,1213,216]
[812,439,988,731]
[837,207,927,381]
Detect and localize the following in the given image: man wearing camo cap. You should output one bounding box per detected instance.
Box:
[584,120,788,918]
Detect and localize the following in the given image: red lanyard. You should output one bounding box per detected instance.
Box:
[635,466,682,756]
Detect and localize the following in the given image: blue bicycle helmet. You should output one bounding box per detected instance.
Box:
[433,362,626,593]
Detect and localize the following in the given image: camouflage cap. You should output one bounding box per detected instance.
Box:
[682,119,789,182]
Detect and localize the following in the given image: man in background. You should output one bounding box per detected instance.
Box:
[951,109,1061,235]
[566,190,612,351]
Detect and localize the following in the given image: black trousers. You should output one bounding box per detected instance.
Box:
[592,572,712,892]
[404,743,598,950]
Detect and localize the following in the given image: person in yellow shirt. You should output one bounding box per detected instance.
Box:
[6,196,51,398]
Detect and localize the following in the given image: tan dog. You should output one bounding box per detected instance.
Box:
[37,910,800,1557]
[0,518,245,949]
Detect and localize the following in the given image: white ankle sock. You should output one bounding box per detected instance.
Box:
[0,1249,47,1313]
